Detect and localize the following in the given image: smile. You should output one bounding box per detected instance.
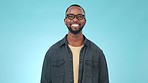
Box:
[71,24,79,27]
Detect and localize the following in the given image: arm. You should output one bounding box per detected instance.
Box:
[99,51,109,83]
[40,52,52,83]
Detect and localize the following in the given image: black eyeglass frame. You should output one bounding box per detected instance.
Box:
[66,14,85,20]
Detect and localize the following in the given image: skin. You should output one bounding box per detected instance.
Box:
[64,6,86,47]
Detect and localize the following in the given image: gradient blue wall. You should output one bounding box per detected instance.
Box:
[0,0,148,83]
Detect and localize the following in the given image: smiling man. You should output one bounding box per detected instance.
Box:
[41,4,109,83]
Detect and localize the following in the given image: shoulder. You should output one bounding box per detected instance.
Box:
[86,39,103,53]
[86,39,106,59]
[46,38,64,55]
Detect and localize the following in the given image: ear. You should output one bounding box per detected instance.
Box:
[64,18,66,24]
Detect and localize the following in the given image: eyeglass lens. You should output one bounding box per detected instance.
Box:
[66,14,85,20]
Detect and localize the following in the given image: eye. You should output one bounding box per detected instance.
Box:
[67,14,75,20]
[77,14,85,20]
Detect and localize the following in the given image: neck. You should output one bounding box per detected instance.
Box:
[67,32,84,47]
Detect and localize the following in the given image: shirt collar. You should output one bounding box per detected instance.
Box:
[60,34,89,47]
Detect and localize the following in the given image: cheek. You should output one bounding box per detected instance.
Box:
[81,20,86,25]
[65,20,71,26]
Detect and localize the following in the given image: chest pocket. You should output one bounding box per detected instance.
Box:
[85,60,99,78]
[52,59,65,77]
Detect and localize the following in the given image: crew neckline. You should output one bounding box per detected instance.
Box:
[68,44,84,48]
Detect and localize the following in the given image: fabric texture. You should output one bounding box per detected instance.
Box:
[68,44,83,83]
[40,35,109,83]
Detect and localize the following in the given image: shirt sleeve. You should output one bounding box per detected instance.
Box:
[99,51,109,83]
[40,51,52,83]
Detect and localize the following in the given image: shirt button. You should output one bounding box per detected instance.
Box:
[70,79,73,82]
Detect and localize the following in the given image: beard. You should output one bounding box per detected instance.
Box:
[67,26,84,35]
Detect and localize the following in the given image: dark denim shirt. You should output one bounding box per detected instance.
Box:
[41,35,109,83]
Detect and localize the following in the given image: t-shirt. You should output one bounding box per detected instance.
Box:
[68,44,83,83]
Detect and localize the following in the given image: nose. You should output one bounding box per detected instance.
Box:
[73,16,78,22]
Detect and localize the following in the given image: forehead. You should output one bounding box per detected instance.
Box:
[66,6,85,15]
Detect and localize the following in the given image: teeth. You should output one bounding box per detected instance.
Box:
[71,24,79,27]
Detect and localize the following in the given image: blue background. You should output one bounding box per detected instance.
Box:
[0,0,148,83]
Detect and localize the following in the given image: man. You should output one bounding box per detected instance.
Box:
[41,4,109,83]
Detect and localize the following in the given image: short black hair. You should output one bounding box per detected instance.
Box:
[65,4,85,15]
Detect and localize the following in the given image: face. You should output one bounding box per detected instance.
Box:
[64,6,86,35]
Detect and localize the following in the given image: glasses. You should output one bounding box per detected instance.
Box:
[66,14,85,20]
